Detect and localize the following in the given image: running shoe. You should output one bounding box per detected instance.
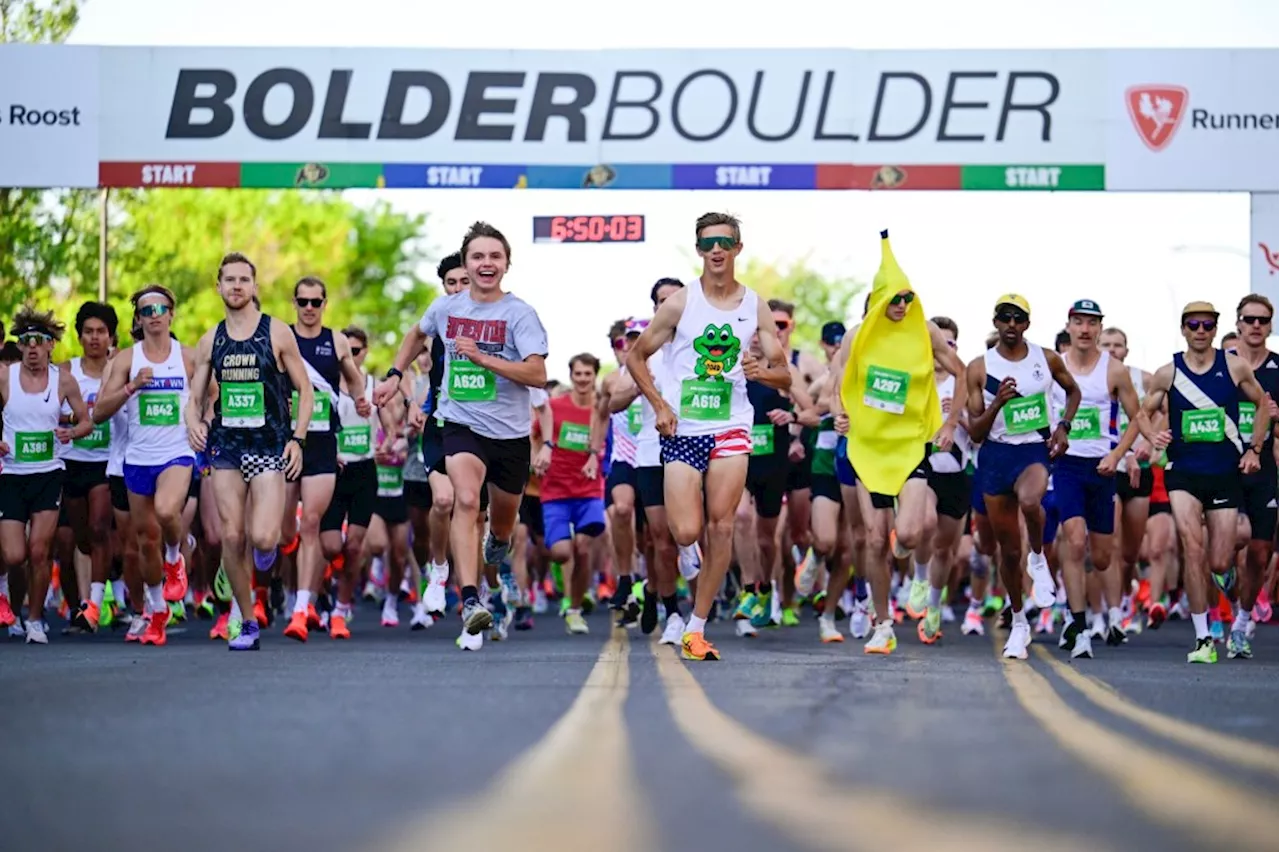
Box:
[678,543,702,580]
[532,587,548,615]
[1252,591,1273,624]
[1105,624,1128,647]
[162,555,188,603]
[749,592,773,630]
[1146,601,1167,630]
[1002,621,1031,660]
[981,595,1003,617]
[905,580,929,620]
[819,617,844,644]
[640,586,659,635]
[139,611,168,646]
[126,613,148,643]
[482,533,511,569]
[733,592,757,621]
[1226,631,1252,660]
[917,607,942,645]
[0,593,15,628]
[615,594,640,629]
[74,600,101,632]
[1058,621,1078,650]
[209,612,230,641]
[1211,566,1236,596]
[795,547,818,599]
[306,604,322,631]
[514,606,534,631]
[735,619,758,638]
[1035,607,1056,635]
[252,596,269,628]
[1070,630,1093,660]
[960,607,984,636]
[849,602,872,639]
[681,631,720,661]
[167,600,185,626]
[229,620,260,650]
[329,613,350,640]
[196,594,216,620]
[1209,619,1225,643]
[411,602,434,631]
[461,600,493,635]
[24,620,48,645]
[1025,551,1056,609]
[456,629,482,651]
[423,565,448,616]
[660,613,685,646]
[565,609,589,635]
[1187,637,1217,664]
[381,597,400,628]
[284,611,309,642]
[864,620,896,655]
[941,604,956,624]
[780,607,800,628]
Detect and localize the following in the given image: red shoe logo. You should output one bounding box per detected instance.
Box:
[1261,242,1279,275]
[1125,85,1189,151]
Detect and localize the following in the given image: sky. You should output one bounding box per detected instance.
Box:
[68,0,1280,377]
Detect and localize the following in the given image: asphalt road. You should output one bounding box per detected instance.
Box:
[1,606,1275,852]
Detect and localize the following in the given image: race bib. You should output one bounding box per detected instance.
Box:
[751,424,774,456]
[558,420,591,452]
[376,464,404,497]
[220,382,265,429]
[15,431,54,463]
[74,420,110,450]
[1003,393,1050,435]
[627,401,643,435]
[1238,402,1255,443]
[339,424,371,456]
[680,379,731,422]
[449,360,497,402]
[863,365,910,414]
[139,391,181,427]
[1182,407,1225,443]
[1071,406,1103,440]
[291,391,332,433]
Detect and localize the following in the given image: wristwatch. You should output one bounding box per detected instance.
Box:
[289,435,307,450]
[385,367,403,380]
[1056,419,1072,434]
[545,440,557,449]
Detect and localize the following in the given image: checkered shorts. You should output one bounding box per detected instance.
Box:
[660,429,752,474]
[241,453,286,482]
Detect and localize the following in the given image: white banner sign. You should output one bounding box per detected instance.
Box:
[1252,192,1278,303]
[0,45,99,188]
[1106,50,1279,192]
[96,47,1105,165]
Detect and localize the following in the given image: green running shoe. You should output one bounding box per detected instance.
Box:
[918,606,942,644]
[750,592,772,629]
[1187,637,1218,664]
[780,607,800,627]
[1226,631,1253,660]
[734,592,757,621]
[214,565,233,603]
[228,618,243,641]
[982,595,1003,617]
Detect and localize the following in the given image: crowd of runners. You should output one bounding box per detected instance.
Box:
[0,213,1275,666]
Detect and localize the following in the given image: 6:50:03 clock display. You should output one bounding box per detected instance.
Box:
[533,215,645,244]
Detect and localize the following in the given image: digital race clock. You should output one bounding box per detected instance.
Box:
[533,215,645,244]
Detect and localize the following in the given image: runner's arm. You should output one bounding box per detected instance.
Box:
[752,297,791,391]
[790,367,821,427]
[1228,354,1272,451]
[929,322,967,427]
[334,333,367,403]
[60,369,94,440]
[1046,349,1081,425]
[626,288,685,413]
[964,357,1000,443]
[474,351,547,389]
[184,333,214,431]
[93,348,136,422]
[1134,362,1173,445]
[1108,356,1143,457]
[607,371,641,413]
[273,318,314,440]
[388,324,430,377]
[828,333,853,420]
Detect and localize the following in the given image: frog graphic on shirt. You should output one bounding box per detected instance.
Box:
[693,323,741,381]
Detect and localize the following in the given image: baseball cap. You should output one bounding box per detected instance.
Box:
[1068,299,1104,317]
[1180,300,1219,318]
[994,294,1031,316]
[821,321,846,346]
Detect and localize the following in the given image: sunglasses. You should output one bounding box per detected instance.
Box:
[350,346,364,357]
[1239,315,1272,326]
[16,333,50,346]
[1184,319,1217,331]
[945,339,957,349]
[612,338,627,350]
[137,303,171,318]
[775,320,792,331]
[889,292,915,307]
[995,310,1029,324]
[697,236,737,252]
[295,297,324,308]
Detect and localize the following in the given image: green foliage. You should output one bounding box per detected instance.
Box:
[0,0,80,43]
[735,257,864,354]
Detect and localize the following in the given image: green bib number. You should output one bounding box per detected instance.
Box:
[680,379,731,422]
[558,421,591,452]
[376,464,404,497]
[14,431,54,463]
[139,391,181,427]
[220,382,265,429]
[863,365,910,415]
[74,420,110,450]
[339,424,371,456]
[1182,407,1225,443]
[751,424,774,456]
[449,360,497,402]
[1239,402,1255,443]
[1071,406,1103,440]
[1003,393,1050,435]
[627,401,643,435]
[291,391,332,432]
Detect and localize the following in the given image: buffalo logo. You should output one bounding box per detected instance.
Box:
[1259,242,1278,276]
[583,164,617,188]
[1125,85,1188,152]
[296,163,331,187]
[870,165,906,189]
[515,174,529,189]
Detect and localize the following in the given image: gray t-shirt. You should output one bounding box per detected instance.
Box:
[418,291,548,440]
[403,372,432,483]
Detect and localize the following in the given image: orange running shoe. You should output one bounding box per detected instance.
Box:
[284,611,309,642]
[210,612,230,640]
[162,554,188,602]
[139,611,168,646]
[253,596,269,627]
[74,600,102,632]
[0,593,14,628]
[306,603,321,630]
[329,614,350,640]
[681,631,721,661]
[1135,578,1152,608]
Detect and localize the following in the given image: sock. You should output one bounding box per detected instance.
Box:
[928,586,943,609]
[431,561,448,579]
[145,583,166,613]
[1011,606,1028,626]
[1191,611,1210,639]
[252,547,277,572]
[164,540,181,564]
[1108,607,1124,629]
[334,602,352,618]
[294,589,312,614]
[0,575,8,597]
[111,580,125,605]
[1232,607,1251,633]
[687,614,707,634]
[914,561,929,583]
[567,607,581,616]
[1072,610,1087,632]
[662,595,680,619]
[967,597,981,612]
[461,585,479,606]
[90,582,105,608]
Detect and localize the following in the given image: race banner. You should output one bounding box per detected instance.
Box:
[1106,49,1279,192]
[0,45,99,188]
[1252,193,1278,303]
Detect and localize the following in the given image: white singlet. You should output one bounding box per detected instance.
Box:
[62,357,111,464]
[124,341,194,466]
[2,363,65,475]
[983,344,1054,446]
[662,280,757,438]
[337,374,377,464]
[1053,350,1115,459]
[929,373,972,473]
[635,346,669,468]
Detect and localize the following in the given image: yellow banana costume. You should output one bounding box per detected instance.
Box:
[840,230,941,496]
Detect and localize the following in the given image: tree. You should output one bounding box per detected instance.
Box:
[736,257,864,354]
[0,0,97,326]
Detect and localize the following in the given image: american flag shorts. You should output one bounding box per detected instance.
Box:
[660,428,752,474]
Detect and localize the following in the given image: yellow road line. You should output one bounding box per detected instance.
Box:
[1030,644,1279,775]
[994,628,1276,851]
[651,641,1096,852]
[376,628,651,852]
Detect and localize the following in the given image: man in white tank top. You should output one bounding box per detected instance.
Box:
[93,286,196,647]
[596,317,644,624]
[965,294,1081,660]
[626,212,792,662]
[0,307,95,644]
[1052,300,1144,659]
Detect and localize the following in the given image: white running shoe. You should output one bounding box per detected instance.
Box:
[423,565,448,615]
[735,619,757,638]
[456,628,483,651]
[1025,551,1056,609]
[1071,630,1094,660]
[819,617,844,644]
[381,597,400,628]
[1089,613,1107,640]
[1003,621,1031,660]
[849,602,872,639]
[8,621,25,639]
[863,620,896,655]
[660,613,685,645]
[796,549,819,598]
[941,604,957,624]
[533,587,549,615]
[678,543,702,581]
[410,601,433,631]
[961,607,985,636]
[25,620,48,645]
